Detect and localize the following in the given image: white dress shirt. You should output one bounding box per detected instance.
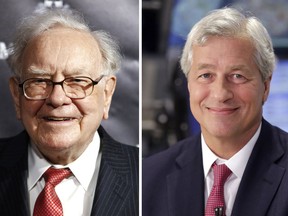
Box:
[202,124,261,216]
[27,132,101,216]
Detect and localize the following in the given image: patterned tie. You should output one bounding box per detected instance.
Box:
[205,163,232,216]
[33,167,72,216]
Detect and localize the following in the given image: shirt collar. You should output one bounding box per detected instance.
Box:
[202,123,261,178]
[28,131,100,191]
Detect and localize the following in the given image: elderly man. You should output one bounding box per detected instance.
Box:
[143,7,288,216]
[0,9,138,216]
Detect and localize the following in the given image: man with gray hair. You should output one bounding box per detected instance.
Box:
[143,7,288,216]
[0,8,138,216]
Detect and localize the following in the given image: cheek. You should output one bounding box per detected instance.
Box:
[188,83,208,106]
[20,100,44,131]
[237,84,264,106]
[77,101,104,134]
[20,100,43,119]
[76,94,105,120]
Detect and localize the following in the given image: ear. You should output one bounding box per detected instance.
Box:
[262,75,272,104]
[103,75,116,120]
[9,77,22,120]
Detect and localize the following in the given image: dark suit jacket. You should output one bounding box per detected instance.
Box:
[0,126,138,216]
[143,119,288,216]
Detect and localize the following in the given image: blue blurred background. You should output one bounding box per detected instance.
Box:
[142,0,288,156]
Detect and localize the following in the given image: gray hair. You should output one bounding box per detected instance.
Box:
[7,8,121,77]
[180,7,276,81]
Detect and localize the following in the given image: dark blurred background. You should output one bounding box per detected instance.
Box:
[0,0,139,146]
[142,0,288,157]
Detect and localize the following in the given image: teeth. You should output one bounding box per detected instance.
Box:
[45,117,73,121]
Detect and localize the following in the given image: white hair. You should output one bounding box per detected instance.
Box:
[8,8,121,77]
[180,7,276,81]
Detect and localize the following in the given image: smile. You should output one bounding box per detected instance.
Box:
[43,117,76,121]
[207,107,239,114]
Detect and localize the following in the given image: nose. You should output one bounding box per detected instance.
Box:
[211,77,233,102]
[45,84,71,107]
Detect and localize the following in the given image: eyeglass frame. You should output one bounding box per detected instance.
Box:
[18,75,105,100]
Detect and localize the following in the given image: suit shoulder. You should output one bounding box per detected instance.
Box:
[143,135,199,174]
[142,135,201,212]
[99,127,138,159]
[272,125,288,153]
[273,124,288,140]
[99,126,139,172]
[263,120,288,146]
[0,131,29,168]
[116,143,139,172]
[120,142,139,155]
[121,144,139,165]
[0,131,28,151]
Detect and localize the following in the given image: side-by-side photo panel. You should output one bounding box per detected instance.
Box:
[143,1,288,216]
[0,1,139,215]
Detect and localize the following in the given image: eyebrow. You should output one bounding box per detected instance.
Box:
[230,64,249,71]
[27,66,89,76]
[196,63,215,70]
[27,66,50,75]
[196,63,250,72]
[68,68,89,76]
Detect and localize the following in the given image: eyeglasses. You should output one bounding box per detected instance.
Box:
[18,75,105,100]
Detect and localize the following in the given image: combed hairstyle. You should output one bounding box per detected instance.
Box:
[180,7,276,81]
[7,8,121,78]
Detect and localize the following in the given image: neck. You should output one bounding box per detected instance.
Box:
[36,144,89,165]
[205,140,243,159]
[202,126,260,160]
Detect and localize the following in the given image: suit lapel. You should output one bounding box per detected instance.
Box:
[232,120,286,216]
[90,126,132,216]
[166,135,205,216]
[0,131,30,215]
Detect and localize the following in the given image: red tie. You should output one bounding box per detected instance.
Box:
[33,167,72,216]
[205,163,232,216]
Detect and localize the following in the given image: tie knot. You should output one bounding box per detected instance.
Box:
[212,163,232,186]
[43,167,72,186]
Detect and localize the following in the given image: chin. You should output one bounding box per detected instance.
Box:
[38,132,78,147]
[205,123,238,137]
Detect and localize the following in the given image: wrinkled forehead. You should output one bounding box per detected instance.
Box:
[20,27,102,78]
